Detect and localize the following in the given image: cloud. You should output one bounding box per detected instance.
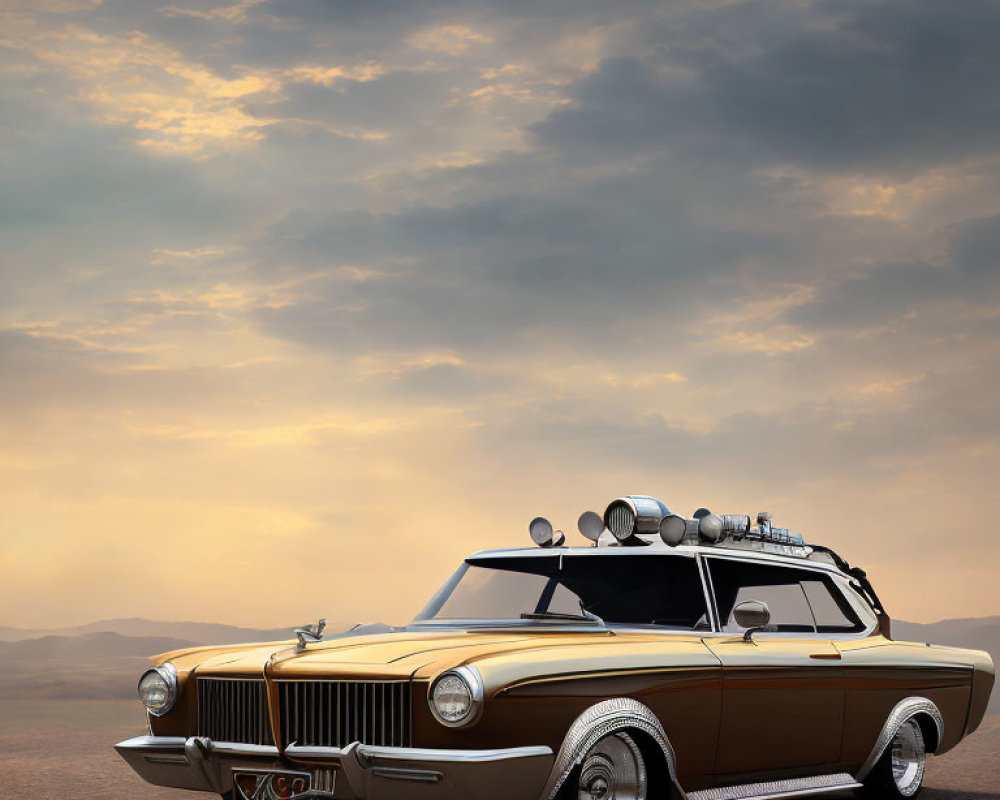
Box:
[285,62,387,88]
[949,213,1000,275]
[408,24,492,56]
[1,10,399,156]
[159,0,269,24]
[247,160,780,359]
[536,0,1000,172]
[783,214,1000,333]
[0,17,281,153]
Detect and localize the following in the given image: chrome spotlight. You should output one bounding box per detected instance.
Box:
[603,496,670,543]
[659,514,687,547]
[577,511,605,543]
[529,517,565,548]
[697,513,751,543]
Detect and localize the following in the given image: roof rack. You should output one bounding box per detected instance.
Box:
[526,494,889,625]
[528,496,873,580]
[589,496,815,557]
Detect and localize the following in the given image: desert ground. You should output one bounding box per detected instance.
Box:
[1,698,997,800]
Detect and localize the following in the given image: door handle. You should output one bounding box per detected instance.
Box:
[810,652,842,660]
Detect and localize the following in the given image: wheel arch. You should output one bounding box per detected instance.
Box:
[539,697,682,800]
[855,696,944,782]
[911,711,942,754]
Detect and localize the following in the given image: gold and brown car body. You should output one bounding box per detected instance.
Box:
[116,501,995,800]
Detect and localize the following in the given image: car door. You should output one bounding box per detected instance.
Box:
[702,556,847,778]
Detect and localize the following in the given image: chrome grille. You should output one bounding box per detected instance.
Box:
[197,678,272,745]
[607,502,636,539]
[278,681,411,748]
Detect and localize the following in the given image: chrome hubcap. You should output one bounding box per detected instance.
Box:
[577,732,647,800]
[890,719,926,797]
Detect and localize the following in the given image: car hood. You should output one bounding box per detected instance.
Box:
[156,626,716,686]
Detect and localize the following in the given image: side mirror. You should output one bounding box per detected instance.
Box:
[733,600,771,642]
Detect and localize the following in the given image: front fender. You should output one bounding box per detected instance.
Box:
[538,697,680,800]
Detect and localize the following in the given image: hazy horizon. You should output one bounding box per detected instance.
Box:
[3,611,1000,634]
[2,0,999,629]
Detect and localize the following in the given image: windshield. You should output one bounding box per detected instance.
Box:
[414,553,710,630]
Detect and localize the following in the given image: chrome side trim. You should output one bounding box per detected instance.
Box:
[117,736,550,765]
[372,766,443,783]
[118,735,187,750]
[208,741,282,757]
[284,744,347,759]
[854,696,945,782]
[687,772,860,800]
[116,735,280,758]
[539,697,678,800]
[358,744,553,763]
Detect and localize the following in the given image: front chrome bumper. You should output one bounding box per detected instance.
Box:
[115,735,554,799]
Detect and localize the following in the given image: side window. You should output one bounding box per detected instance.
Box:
[708,559,864,634]
[801,579,865,633]
[728,582,815,633]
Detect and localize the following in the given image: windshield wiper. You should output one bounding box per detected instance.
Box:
[520,604,605,626]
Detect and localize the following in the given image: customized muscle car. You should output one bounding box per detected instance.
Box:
[116,496,995,800]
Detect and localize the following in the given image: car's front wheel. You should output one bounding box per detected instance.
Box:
[862,718,926,798]
[576,731,648,800]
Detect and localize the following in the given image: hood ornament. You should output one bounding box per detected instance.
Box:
[294,618,326,651]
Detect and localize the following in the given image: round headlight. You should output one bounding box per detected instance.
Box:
[138,663,178,716]
[429,667,484,728]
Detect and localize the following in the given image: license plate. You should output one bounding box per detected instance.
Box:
[232,769,325,799]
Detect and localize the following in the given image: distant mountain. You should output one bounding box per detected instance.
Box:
[0,623,303,701]
[0,632,198,661]
[0,632,201,701]
[893,616,1000,649]
[0,618,301,644]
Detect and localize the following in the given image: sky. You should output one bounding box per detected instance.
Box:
[1,0,998,629]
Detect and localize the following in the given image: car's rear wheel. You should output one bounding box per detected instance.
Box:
[862,718,926,798]
[576,731,648,800]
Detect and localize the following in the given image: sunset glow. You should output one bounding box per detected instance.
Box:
[2,0,999,629]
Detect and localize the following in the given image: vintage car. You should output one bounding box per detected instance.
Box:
[116,496,994,800]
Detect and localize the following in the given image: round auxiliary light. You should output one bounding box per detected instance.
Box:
[138,663,178,717]
[698,513,751,543]
[429,667,484,728]
[603,496,671,541]
[720,514,751,536]
[698,514,725,543]
[577,511,605,542]
[659,514,687,547]
[529,517,565,548]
